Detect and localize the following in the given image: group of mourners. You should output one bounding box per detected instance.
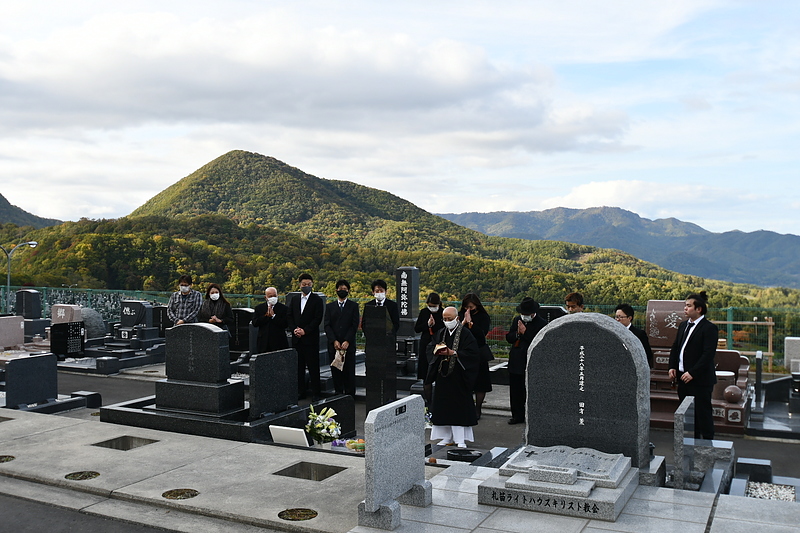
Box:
[166,274,717,447]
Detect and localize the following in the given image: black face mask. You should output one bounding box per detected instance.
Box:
[337,290,349,299]
[301,286,312,295]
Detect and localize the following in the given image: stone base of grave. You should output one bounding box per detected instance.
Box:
[357,500,401,530]
[396,480,433,507]
[477,466,638,522]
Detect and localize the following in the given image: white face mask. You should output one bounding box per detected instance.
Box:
[210,293,220,301]
[428,305,439,313]
[267,296,278,306]
[520,314,533,322]
[444,318,458,330]
[179,285,190,294]
[374,292,386,302]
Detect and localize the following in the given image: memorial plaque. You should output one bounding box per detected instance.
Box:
[50,322,85,356]
[526,313,650,468]
[249,349,297,418]
[363,305,397,413]
[164,323,230,383]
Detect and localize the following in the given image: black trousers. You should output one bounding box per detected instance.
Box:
[509,372,526,421]
[328,342,356,397]
[678,380,715,440]
[296,343,321,397]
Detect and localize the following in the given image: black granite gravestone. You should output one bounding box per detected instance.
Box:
[16,289,41,319]
[230,308,254,354]
[395,266,419,337]
[5,353,57,407]
[364,305,397,412]
[526,313,650,467]
[155,323,244,415]
[152,305,172,337]
[120,300,154,327]
[249,348,298,419]
[50,321,85,357]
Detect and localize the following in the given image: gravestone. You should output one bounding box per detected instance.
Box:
[363,305,397,413]
[645,300,684,369]
[785,337,800,379]
[16,289,42,319]
[478,313,649,522]
[0,316,24,348]
[229,308,254,354]
[51,304,83,324]
[249,349,298,419]
[537,305,568,324]
[152,305,172,337]
[526,313,650,468]
[50,322,85,357]
[155,323,244,415]
[394,267,419,337]
[4,353,58,407]
[358,395,431,530]
[81,307,106,339]
[120,300,154,327]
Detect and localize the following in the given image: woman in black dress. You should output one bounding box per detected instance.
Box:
[459,293,492,419]
[414,293,444,380]
[197,283,235,332]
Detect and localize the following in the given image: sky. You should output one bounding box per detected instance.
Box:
[1,1,799,235]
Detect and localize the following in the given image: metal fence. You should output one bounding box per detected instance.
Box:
[3,286,798,368]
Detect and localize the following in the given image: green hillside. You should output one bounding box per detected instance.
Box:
[0,193,62,229]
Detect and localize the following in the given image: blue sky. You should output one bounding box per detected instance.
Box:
[1,1,798,234]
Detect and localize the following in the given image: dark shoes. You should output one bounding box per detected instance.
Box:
[507,418,523,425]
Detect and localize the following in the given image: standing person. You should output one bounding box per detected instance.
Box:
[287,273,325,401]
[505,297,547,425]
[197,283,235,332]
[252,287,289,354]
[324,279,360,397]
[167,274,203,325]
[565,292,584,313]
[614,303,654,367]
[669,292,719,440]
[361,279,400,335]
[424,306,480,448]
[459,293,492,419]
[414,293,444,380]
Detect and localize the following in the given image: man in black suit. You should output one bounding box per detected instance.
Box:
[252,287,289,354]
[614,304,654,367]
[669,292,719,440]
[505,297,547,425]
[287,273,325,400]
[324,279,360,397]
[361,279,400,336]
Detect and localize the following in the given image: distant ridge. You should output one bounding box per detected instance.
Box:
[0,193,62,229]
[439,207,800,289]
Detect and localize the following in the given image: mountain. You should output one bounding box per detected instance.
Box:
[0,193,62,229]
[439,207,800,289]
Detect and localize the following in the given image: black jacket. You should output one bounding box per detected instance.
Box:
[252,301,290,353]
[288,292,325,347]
[324,299,360,344]
[506,314,547,375]
[669,317,719,387]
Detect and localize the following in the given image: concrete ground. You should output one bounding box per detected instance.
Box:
[0,367,798,532]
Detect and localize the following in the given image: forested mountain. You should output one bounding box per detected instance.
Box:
[0,193,61,229]
[2,150,799,308]
[439,207,800,289]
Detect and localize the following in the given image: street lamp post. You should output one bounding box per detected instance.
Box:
[1,241,38,314]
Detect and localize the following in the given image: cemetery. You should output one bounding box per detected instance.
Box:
[2,272,800,532]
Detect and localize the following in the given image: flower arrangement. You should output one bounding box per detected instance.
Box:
[424,407,433,429]
[305,405,342,444]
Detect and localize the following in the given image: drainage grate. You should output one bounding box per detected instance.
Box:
[92,435,159,451]
[0,455,15,463]
[162,488,199,500]
[278,508,318,521]
[65,471,100,480]
[273,461,346,482]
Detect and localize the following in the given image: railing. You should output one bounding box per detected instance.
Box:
[2,286,798,369]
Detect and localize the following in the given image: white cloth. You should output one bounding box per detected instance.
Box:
[431,425,474,445]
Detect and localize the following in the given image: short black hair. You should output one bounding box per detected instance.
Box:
[426,292,441,305]
[686,291,709,315]
[298,273,313,283]
[178,274,193,285]
[371,279,387,291]
[615,304,634,318]
[335,279,351,291]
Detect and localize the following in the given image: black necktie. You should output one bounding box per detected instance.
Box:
[682,322,694,344]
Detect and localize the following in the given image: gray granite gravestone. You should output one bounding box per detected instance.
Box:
[363,305,397,413]
[51,304,83,324]
[525,313,650,468]
[249,348,298,419]
[0,316,24,348]
[358,395,431,530]
[80,307,106,339]
[155,323,244,415]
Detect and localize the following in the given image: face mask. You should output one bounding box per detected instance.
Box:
[520,314,533,322]
[179,285,190,294]
[337,290,349,299]
[210,293,220,301]
[444,318,458,330]
[374,292,386,302]
[301,286,312,295]
[267,296,278,306]
[428,306,439,313]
